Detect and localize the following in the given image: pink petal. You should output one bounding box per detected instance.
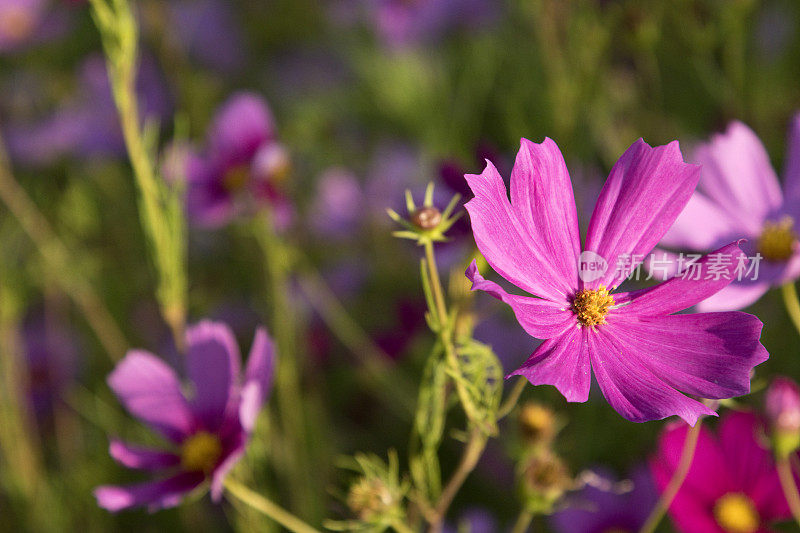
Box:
[660,191,748,250]
[783,112,800,204]
[464,160,577,303]
[693,121,783,233]
[607,313,767,401]
[588,327,716,425]
[109,440,180,471]
[614,242,748,315]
[466,261,575,339]
[186,321,241,432]
[508,326,590,403]
[209,92,274,164]
[107,350,195,442]
[94,472,203,512]
[239,327,276,434]
[509,138,582,292]
[652,420,732,502]
[585,139,701,290]
[695,282,771,312]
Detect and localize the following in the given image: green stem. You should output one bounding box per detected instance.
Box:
[776,455,800,527]
[429,428,488,532]
[782,283,800,338]
[420,241,490,530]
[498,377,527,420]
[224,478,321,533]
[638,419,703,533]
[254,214,317,517]
[510,509,535,533]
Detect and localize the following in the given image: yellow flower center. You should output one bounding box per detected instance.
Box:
[0,7,35,43]
[571,286,614,327]
[180,431,222,473]
[713,493,759,533]
[758,216,797,262]
[222,164,250,192]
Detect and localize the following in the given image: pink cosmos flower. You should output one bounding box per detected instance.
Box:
[94,321,275,512]
[660,117,800,311]
[650,411,791,533]
[465,137,768,424]
[183,93,291,228]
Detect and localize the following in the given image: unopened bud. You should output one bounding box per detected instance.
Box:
[766,376,800,457]
[410,206,442,230]
[522,450,572,510]
[346,477,394,521]
[519,403,557,446]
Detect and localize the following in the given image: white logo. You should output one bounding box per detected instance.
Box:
[578,251,608,282]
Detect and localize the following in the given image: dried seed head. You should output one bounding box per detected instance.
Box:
[410,206,442,230]
[522,450,572,505]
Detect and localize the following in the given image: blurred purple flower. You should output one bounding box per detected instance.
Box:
[365,142,426,222]
[466,137,768,424]
[368,0,499,49]
[661,118,800,311]
[22,312,80,419]
[551,467,657,533]
[167,0,245,73]
[184,92,292,228]
[94,320,274,512]
[311,167,364,239]
[650,411,791,533]
[5,54,171,166]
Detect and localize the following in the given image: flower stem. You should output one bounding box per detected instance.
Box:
[776,454,800,527]
[498,376,527,420]
[429,428,487,532]
[423,242,449,325]
[224,478,321,533]
[254,213,318,517]
[510,509,535,533]
[638,419,703,533]
[781,283,800,338]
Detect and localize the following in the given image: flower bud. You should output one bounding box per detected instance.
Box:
[346,476,395,521]
[518,403,557,447]
[766,376,800,457]
[410,206,442,230]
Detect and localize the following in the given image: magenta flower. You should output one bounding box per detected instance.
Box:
[94,321,275,512]
[660,117,800,311]
[650,412,791,533]
[185,93,291,228]
[465,137,768,424]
